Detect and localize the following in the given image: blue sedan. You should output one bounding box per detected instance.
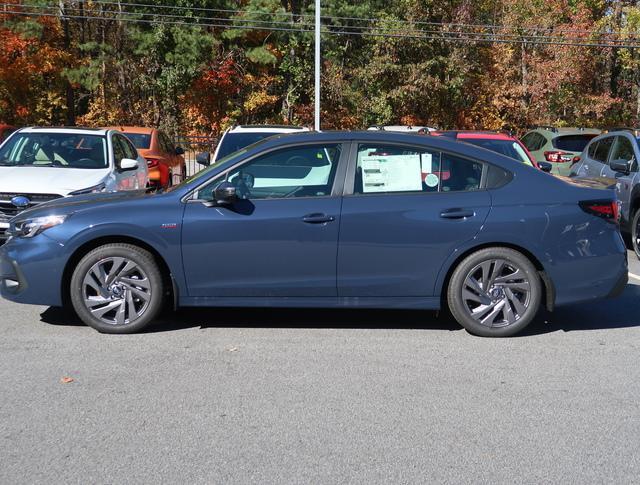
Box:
[0,131,628,337]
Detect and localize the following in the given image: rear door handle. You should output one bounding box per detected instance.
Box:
[440,209,475,219]
[302,213,335,224]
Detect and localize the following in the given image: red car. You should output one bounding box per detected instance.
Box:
[0,124,16,144]
[429,131,550,172]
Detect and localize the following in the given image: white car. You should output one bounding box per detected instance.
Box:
[0,127,148,240]
[211,125,310,163]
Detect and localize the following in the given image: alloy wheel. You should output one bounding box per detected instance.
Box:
[461,258,532,328]
[81,257,152,326]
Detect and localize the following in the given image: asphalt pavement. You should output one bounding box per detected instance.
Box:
[1,252,640,484]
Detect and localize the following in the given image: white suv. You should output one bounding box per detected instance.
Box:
[0,127,148,240]
[211,125,310,163]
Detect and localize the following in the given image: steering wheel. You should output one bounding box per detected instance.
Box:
[285,155,311,166]
[230,170,254,199]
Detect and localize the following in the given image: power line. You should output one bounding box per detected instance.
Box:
[4,6,640,49]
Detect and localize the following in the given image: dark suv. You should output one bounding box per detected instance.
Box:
[570,129,640,256]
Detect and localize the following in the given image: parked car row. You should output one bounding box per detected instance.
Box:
[0,127,627,338]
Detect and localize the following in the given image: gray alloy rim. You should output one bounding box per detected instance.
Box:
[461,258,531,328]
[82,257,152,326]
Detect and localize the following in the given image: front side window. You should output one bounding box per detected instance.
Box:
[0,132,108,169]
[197,144,342,200]
[124,133,151,150]
[353,144,483,195]
[609,136,635,165]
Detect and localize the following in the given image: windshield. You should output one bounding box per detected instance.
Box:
[462,139,533,166]
[0,133,109,169]
[164,148,249,193]
[123,133,151,150]
[215,132,282,161]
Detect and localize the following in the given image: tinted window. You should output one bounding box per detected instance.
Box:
[486,164,513,189]
[0,132,108,169]
[522,132,546,151]
[354,144,482,195]
[609,136,635,165]
[124,133,151,149]
[120,136,138,160]
[593,137,614,163]
[216,132,283,160]
[553,134,597,152]
[587,141,599,159]
[198,144,341,200]
[462,139,533,166]
[113,136,127,163]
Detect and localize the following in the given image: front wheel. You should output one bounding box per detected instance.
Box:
[70,244,164,334]
[447,247,542,337]
[631,210,640,260]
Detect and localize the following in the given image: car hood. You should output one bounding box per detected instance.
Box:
[0,166,110,195]
[12,190,152,220]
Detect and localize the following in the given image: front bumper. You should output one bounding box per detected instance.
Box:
[0,235,66,306]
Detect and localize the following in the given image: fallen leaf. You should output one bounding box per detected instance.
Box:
[227,347,238,352]
[60,377,74,384]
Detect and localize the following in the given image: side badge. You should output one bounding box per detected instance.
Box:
[161,223,178,229]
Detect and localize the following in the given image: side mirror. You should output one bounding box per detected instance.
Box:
[212,181,237,205]
[119,158,138,171]
[196,152,210,166]
[538,161,552,173]
[610,158,632,175]
[175,146,185,155]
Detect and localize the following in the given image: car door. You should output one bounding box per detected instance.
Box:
[181,142,347,297]
[588,136,614,177]
[337,141,491,297]
[573,139,599,177]
[601,135,638,224]
[113,134,143,190]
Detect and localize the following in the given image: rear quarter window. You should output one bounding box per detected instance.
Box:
[486,164,513,189]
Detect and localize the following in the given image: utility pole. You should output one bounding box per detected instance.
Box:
[314,0,320,131]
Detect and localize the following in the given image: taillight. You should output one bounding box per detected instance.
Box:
[544,151,572,162]
[146,158,159,168]
[579,200,620,224]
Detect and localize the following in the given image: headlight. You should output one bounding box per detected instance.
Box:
[69,182,106,196]
[12,215,68,238]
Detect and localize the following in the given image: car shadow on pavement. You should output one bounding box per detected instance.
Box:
[39,284,640,336]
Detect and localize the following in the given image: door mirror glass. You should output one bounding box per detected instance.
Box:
[538,161,552,173]
[175,146,185,156]
[213,181,237,205]
[119,158,138,171]
[610,158,632,175]
[196,152,210,166]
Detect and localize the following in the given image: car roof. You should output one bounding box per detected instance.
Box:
[367,125,437,132]
[227,125,310,133]
[18,126,109,136]
[432,130,516,141]
[103,126,155,134]
[530,127,601,136]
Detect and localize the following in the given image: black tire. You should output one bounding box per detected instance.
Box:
[69,243,164,334]
[447,247,542,337]
[632,210,640,260]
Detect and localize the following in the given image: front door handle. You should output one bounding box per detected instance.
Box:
[302,213,335,224]
[440,209,475,219]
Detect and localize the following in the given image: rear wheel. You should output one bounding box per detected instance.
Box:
[447,247,541,337]
[70,244,163,334]
[632,210,640,259]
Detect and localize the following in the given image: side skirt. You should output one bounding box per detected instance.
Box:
[179,296,441,310]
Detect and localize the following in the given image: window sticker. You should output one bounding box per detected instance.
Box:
[425,173,439,187]
[361,154,423,193]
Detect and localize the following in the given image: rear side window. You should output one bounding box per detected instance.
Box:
[354,144,483,195]
[587,141,599,159]
[486,165,513,189]
[593,137,614,163]
[522,132,546,151]
[553,134,597,152]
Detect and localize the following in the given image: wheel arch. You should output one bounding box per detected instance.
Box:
[61,235,177,310]
[438,242,555,313]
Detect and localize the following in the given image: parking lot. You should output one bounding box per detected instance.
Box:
[0,251,637,483]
